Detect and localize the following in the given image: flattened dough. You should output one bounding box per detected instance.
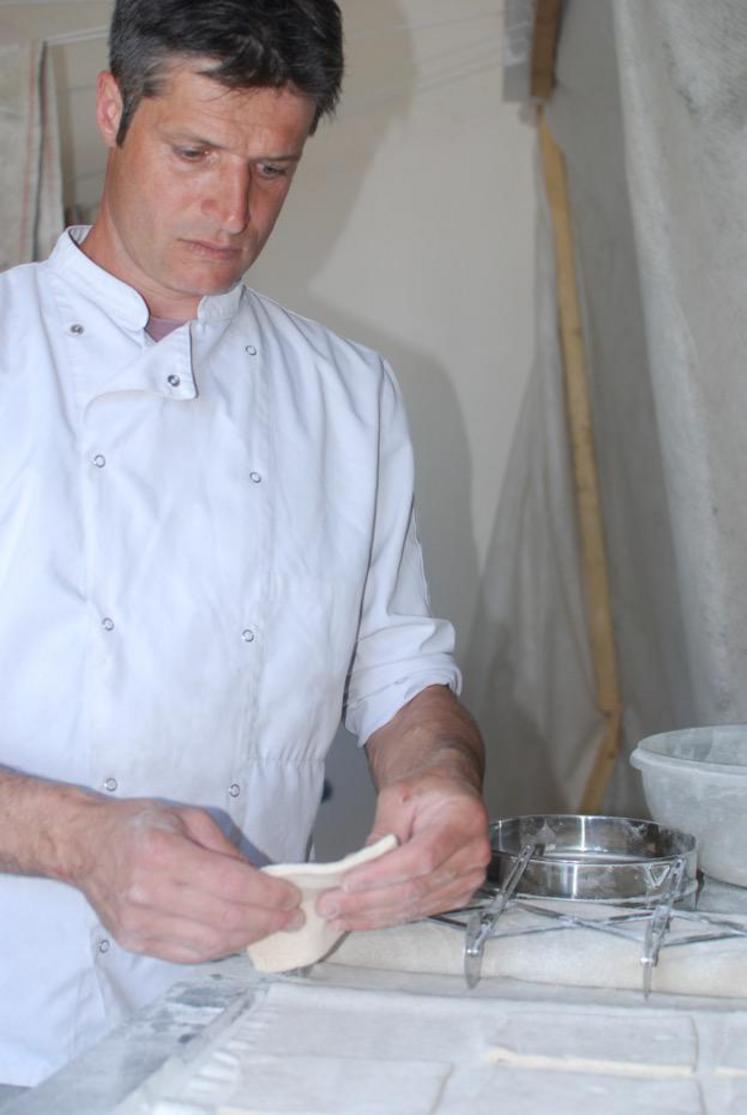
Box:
[247,835,398,973]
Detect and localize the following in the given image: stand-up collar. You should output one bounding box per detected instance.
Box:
[46,227,245,330]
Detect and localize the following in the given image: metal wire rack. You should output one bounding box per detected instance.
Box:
[432,868,747,996]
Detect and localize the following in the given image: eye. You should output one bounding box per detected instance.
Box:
[175,147,208,162]
[257,162,289,180]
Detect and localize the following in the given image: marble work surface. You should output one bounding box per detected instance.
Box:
[3,960,250,1115]
[5,876,747,1115]
[6,958,747,1115]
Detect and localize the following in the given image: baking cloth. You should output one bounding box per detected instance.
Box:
[325,903,747,999]
[115,980,747,1115]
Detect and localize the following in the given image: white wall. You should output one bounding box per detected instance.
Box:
[257,0,537,851]
[1,0,537,852]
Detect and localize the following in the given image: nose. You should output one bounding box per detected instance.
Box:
[203,165,251,234]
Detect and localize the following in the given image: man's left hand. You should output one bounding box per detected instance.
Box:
[316,770,490,932]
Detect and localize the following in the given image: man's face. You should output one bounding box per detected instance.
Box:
[90,60,317,316]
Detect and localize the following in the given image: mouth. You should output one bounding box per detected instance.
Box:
[182,240,243,261]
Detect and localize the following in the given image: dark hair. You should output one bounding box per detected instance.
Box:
[109,0,344,144]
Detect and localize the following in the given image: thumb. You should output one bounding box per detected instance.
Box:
[180,808,246,860]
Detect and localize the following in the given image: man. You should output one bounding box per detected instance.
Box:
[0,0,489,1087]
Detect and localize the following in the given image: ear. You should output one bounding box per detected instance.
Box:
[96,71,124,149]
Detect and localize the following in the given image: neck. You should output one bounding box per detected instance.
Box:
[81,215,201,320]
[146,315,188,342]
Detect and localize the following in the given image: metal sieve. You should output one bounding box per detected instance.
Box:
[488,814,698,906]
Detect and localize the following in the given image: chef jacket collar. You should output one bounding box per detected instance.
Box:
[47,227,245,331]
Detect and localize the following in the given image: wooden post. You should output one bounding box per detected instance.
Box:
[537,112,624,812]
[531,0,563,101]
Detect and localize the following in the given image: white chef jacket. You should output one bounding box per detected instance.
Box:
[0,228,460,1086]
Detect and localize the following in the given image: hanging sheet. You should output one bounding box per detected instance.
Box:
[471,0,747,818]
[0,40,63,270]
[465,178,603,816]
[609,0,747,727]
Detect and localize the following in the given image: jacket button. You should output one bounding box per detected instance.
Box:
[70,323,85,335]
[92,454,106,469]
[242,629,255,643]
[229,783,241,798]
[249,472,262,484]
[245,344,258,356]
[167,374,181,387]
[104,777,118,793]
[102,617,115,632]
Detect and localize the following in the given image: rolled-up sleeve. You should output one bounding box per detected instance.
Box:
[344,361,461,745]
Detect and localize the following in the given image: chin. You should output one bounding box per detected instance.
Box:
[180,267,245,297]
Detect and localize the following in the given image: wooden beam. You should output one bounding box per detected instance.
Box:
[537,111,624,813]
[531,0,563,102]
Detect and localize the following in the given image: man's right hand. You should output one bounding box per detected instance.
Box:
[66,798,304,963]
[0,768,303,965]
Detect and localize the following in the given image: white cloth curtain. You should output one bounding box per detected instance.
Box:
[0,40,63,270]
[610,0,747,725]
[469,0,747,817]
[465,182,603,817]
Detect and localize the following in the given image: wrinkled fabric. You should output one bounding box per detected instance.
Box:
[0,228,459,1085]
[472,0,747,817]
[611,0,747,727]
[0,40,63,269]
[466,188,601,816]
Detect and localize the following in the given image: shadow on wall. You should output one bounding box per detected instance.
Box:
[471,624,567,817]
[463,373,571,821]
[261,0,481,855]
[461,181,601,822]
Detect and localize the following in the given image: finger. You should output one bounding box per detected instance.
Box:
[178,808,247,859]
[111,894,306,961]
[318,855,486,923]
[342,827,489,895]
[330,869,488,933]
[187,853,302,910]
[133,827,301,911]
[126,870,304,935]
[320,846,475,916]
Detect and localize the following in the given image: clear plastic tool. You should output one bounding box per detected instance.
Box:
[464,841,537,989]
[640,855,686,998]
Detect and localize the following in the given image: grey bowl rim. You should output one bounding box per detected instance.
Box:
[631,724,747,777]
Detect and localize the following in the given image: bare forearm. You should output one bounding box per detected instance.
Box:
[0,766,98,882]
[365,685,485,793]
